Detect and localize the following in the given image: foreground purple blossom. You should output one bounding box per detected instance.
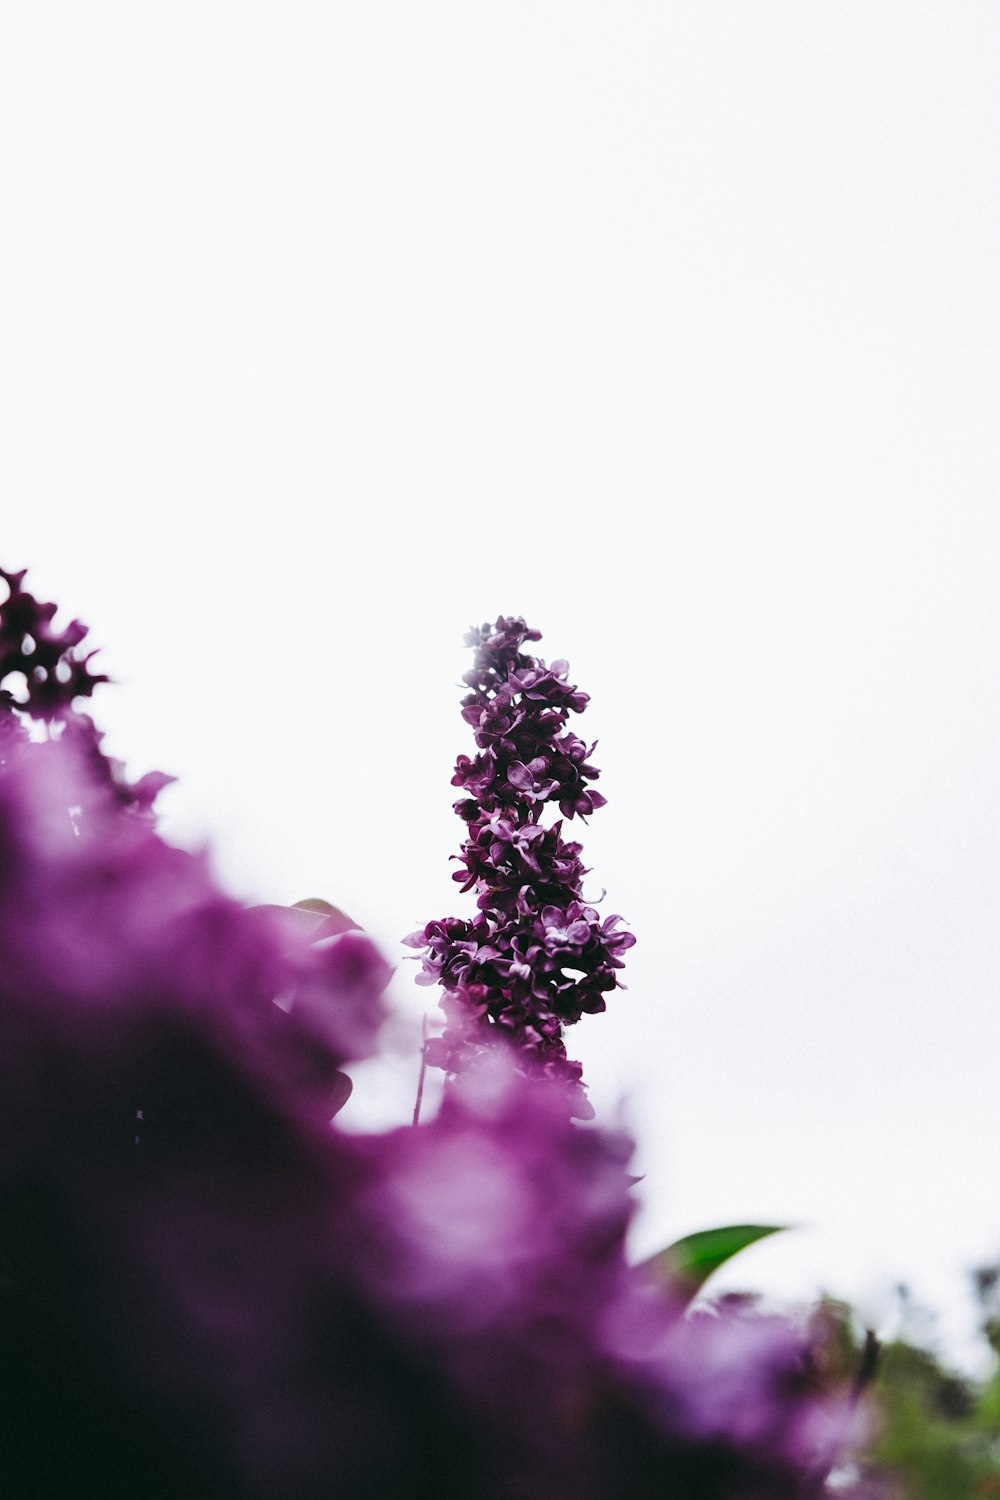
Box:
[0,574,869,1498]
[407,616,635,1115]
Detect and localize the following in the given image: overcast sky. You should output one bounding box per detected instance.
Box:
[2,2,999,1367]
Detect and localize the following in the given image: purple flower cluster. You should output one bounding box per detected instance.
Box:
[0,566,172,815]
[0,575,871,1498]
[0,565,108,718]
[406,617,635,1113]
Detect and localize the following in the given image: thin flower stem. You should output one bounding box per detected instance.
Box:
[412,1013,429,1126]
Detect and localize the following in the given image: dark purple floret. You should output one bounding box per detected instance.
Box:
[408,616,635,1116]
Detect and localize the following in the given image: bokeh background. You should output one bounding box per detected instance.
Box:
[2,2,998,1367]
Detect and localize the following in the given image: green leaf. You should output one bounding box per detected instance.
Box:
[641,1223,787,1304]
[291,899,360,935]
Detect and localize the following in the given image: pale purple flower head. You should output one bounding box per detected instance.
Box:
[0,726,395,1498]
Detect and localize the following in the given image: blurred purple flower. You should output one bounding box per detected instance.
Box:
[0,575,869,1498]
[0,745,860,1497]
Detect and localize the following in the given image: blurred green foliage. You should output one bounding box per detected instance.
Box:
[807,1271,1000,1499]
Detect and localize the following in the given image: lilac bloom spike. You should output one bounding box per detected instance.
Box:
[407,615,635,1117]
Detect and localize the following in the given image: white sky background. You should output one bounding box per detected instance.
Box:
[2,3,999,1366]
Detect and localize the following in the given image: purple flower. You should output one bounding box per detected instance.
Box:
[0,574,869,1498]
[0,803,863,1500]
[0,567,173,817]
[409,616,634,1115]
[0,729,397,1496]
[0,566,107,719]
